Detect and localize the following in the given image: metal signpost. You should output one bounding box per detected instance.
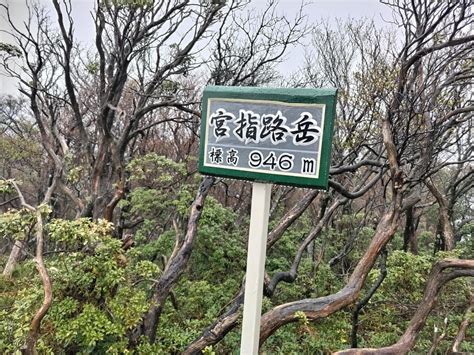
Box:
[199,86,337,354]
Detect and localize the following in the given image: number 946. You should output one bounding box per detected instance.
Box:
[248,150,294,171]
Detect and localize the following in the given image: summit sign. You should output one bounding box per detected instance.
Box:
[198,86,337,352]
[199,86,337,189]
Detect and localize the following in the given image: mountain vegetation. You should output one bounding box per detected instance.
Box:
[0,0,472,353]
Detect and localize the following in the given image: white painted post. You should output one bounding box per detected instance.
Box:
[240,182,272,354]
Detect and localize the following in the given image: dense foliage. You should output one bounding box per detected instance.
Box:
[1,190,472,352]
[0,0,472,353]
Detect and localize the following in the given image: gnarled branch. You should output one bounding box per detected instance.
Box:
[335,259,474,355]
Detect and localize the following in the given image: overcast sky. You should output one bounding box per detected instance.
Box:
[0,0,394,95]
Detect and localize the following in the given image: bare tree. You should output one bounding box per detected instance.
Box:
[1,0,471,352]
[0,0,227,221]
[257,0,473,348]
[185,18,392,354]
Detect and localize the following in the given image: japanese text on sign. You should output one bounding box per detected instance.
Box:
[203,99,326,178]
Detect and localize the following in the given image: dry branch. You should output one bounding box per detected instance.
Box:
[258,207,401,344]
[450,292,473,353]
[335,259,474,355]
[133,176,214,343]
[183,188,322,353]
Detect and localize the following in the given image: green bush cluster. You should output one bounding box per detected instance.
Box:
[1,159,472,353]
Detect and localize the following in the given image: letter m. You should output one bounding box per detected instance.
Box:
[301,158,316,174]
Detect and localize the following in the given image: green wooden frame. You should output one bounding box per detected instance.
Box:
[198,86,337,189]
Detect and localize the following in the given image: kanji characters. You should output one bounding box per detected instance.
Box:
[209,108,235,141]
[206,105,324,177]
[208,147,223,164]
[208,108,321,147]
[226,148,239,166]
[234,110,260,143]
[260,111,290,144]
[291,112,320,145]
[209,147,240,166]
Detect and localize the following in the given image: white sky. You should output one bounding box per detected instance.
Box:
[0,0,394,95]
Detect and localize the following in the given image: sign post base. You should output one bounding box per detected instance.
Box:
[240,182,272,354]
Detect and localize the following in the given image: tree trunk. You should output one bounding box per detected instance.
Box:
[425,179,455,251]
[335,259,474,355]
[136,176,214,344]
[351,249,388,348]
[24,211,52,355]
[2,239,25,278]
[449,293,473,353]
[258,208,401,344]
[403,206,419,254]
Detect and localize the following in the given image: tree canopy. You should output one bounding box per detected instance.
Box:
[0,0,472,354]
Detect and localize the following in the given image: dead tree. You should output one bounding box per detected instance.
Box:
[258,0,473,346]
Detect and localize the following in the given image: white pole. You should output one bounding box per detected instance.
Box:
[240,182,272,354]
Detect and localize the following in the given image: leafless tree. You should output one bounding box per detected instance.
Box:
[1,0,471,352]
[0,0,310,346]
[258,0,473,351]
